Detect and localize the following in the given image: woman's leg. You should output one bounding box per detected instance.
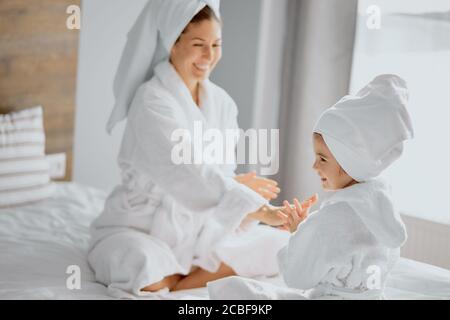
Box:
[88,231,186,296]
[172,263,236,291]
[141,274,184,292]
[214,225,290,278]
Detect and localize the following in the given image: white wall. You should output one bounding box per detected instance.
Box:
[350,4,450,225]
[73,0,154,193]
[73,0,263,192]
[210,0,263,130]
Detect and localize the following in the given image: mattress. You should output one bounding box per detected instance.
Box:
[0,182,448,300]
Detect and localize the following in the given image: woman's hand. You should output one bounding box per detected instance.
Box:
[234,172,280,200]
[247,205,289,227]
[278,194,319,233]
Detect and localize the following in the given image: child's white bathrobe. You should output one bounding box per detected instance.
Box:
[88,60,289,297]
[208,177,407,300]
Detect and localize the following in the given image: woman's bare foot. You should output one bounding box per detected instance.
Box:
[141,274,183,292]
[172,263,236,291]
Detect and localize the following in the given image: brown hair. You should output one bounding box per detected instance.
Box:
[190,5,220,24]
[176,6,221,42]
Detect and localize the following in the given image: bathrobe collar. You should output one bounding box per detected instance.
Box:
[322,177,407,249]
[154,60,212,120]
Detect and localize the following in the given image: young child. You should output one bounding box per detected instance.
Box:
[208,74,414,300]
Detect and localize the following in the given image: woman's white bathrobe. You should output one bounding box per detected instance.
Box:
[208,177,407,300]
[88,60,289,297]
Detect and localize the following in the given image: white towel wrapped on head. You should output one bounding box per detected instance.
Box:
[313,74,414,182]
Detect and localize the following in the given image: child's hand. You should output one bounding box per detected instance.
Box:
[278,194,319,233]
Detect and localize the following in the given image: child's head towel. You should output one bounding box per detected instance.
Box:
[314,74,414,182]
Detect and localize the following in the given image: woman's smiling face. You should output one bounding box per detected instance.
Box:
[312,133,356,191]
[170,18,222,87]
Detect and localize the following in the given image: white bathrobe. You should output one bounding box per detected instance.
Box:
[88,60,289,298]
[208,177,407,300]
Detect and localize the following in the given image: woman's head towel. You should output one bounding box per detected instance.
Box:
[106,0,221,134]
[314,74,414,182]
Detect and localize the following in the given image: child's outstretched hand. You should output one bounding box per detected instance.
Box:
[278,194,319,233]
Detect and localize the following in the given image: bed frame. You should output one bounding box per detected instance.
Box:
[401,214,450,270]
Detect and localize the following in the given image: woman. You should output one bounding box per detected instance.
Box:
[88,0,289,297]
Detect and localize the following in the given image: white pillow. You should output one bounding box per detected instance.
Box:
[0,106,53,208]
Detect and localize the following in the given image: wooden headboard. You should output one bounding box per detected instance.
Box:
[0,0,80,181]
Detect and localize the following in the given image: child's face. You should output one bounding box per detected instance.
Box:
[312,133,356,191]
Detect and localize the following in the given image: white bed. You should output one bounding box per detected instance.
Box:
[0,183,449,300]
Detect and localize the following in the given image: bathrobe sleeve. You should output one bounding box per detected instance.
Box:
[277,203,358,290]
[127,89,267,232]
[221,94,240,178]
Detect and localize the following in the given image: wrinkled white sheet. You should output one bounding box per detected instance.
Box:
[0,183,205,300]
[207,258,450,300]
[0,183,448,300]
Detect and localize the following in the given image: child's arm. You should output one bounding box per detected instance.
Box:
[277,204,353,291]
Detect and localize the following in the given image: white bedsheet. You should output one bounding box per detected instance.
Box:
[0,182,448,300]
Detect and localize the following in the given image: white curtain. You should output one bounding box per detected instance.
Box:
[252,0,358,204]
